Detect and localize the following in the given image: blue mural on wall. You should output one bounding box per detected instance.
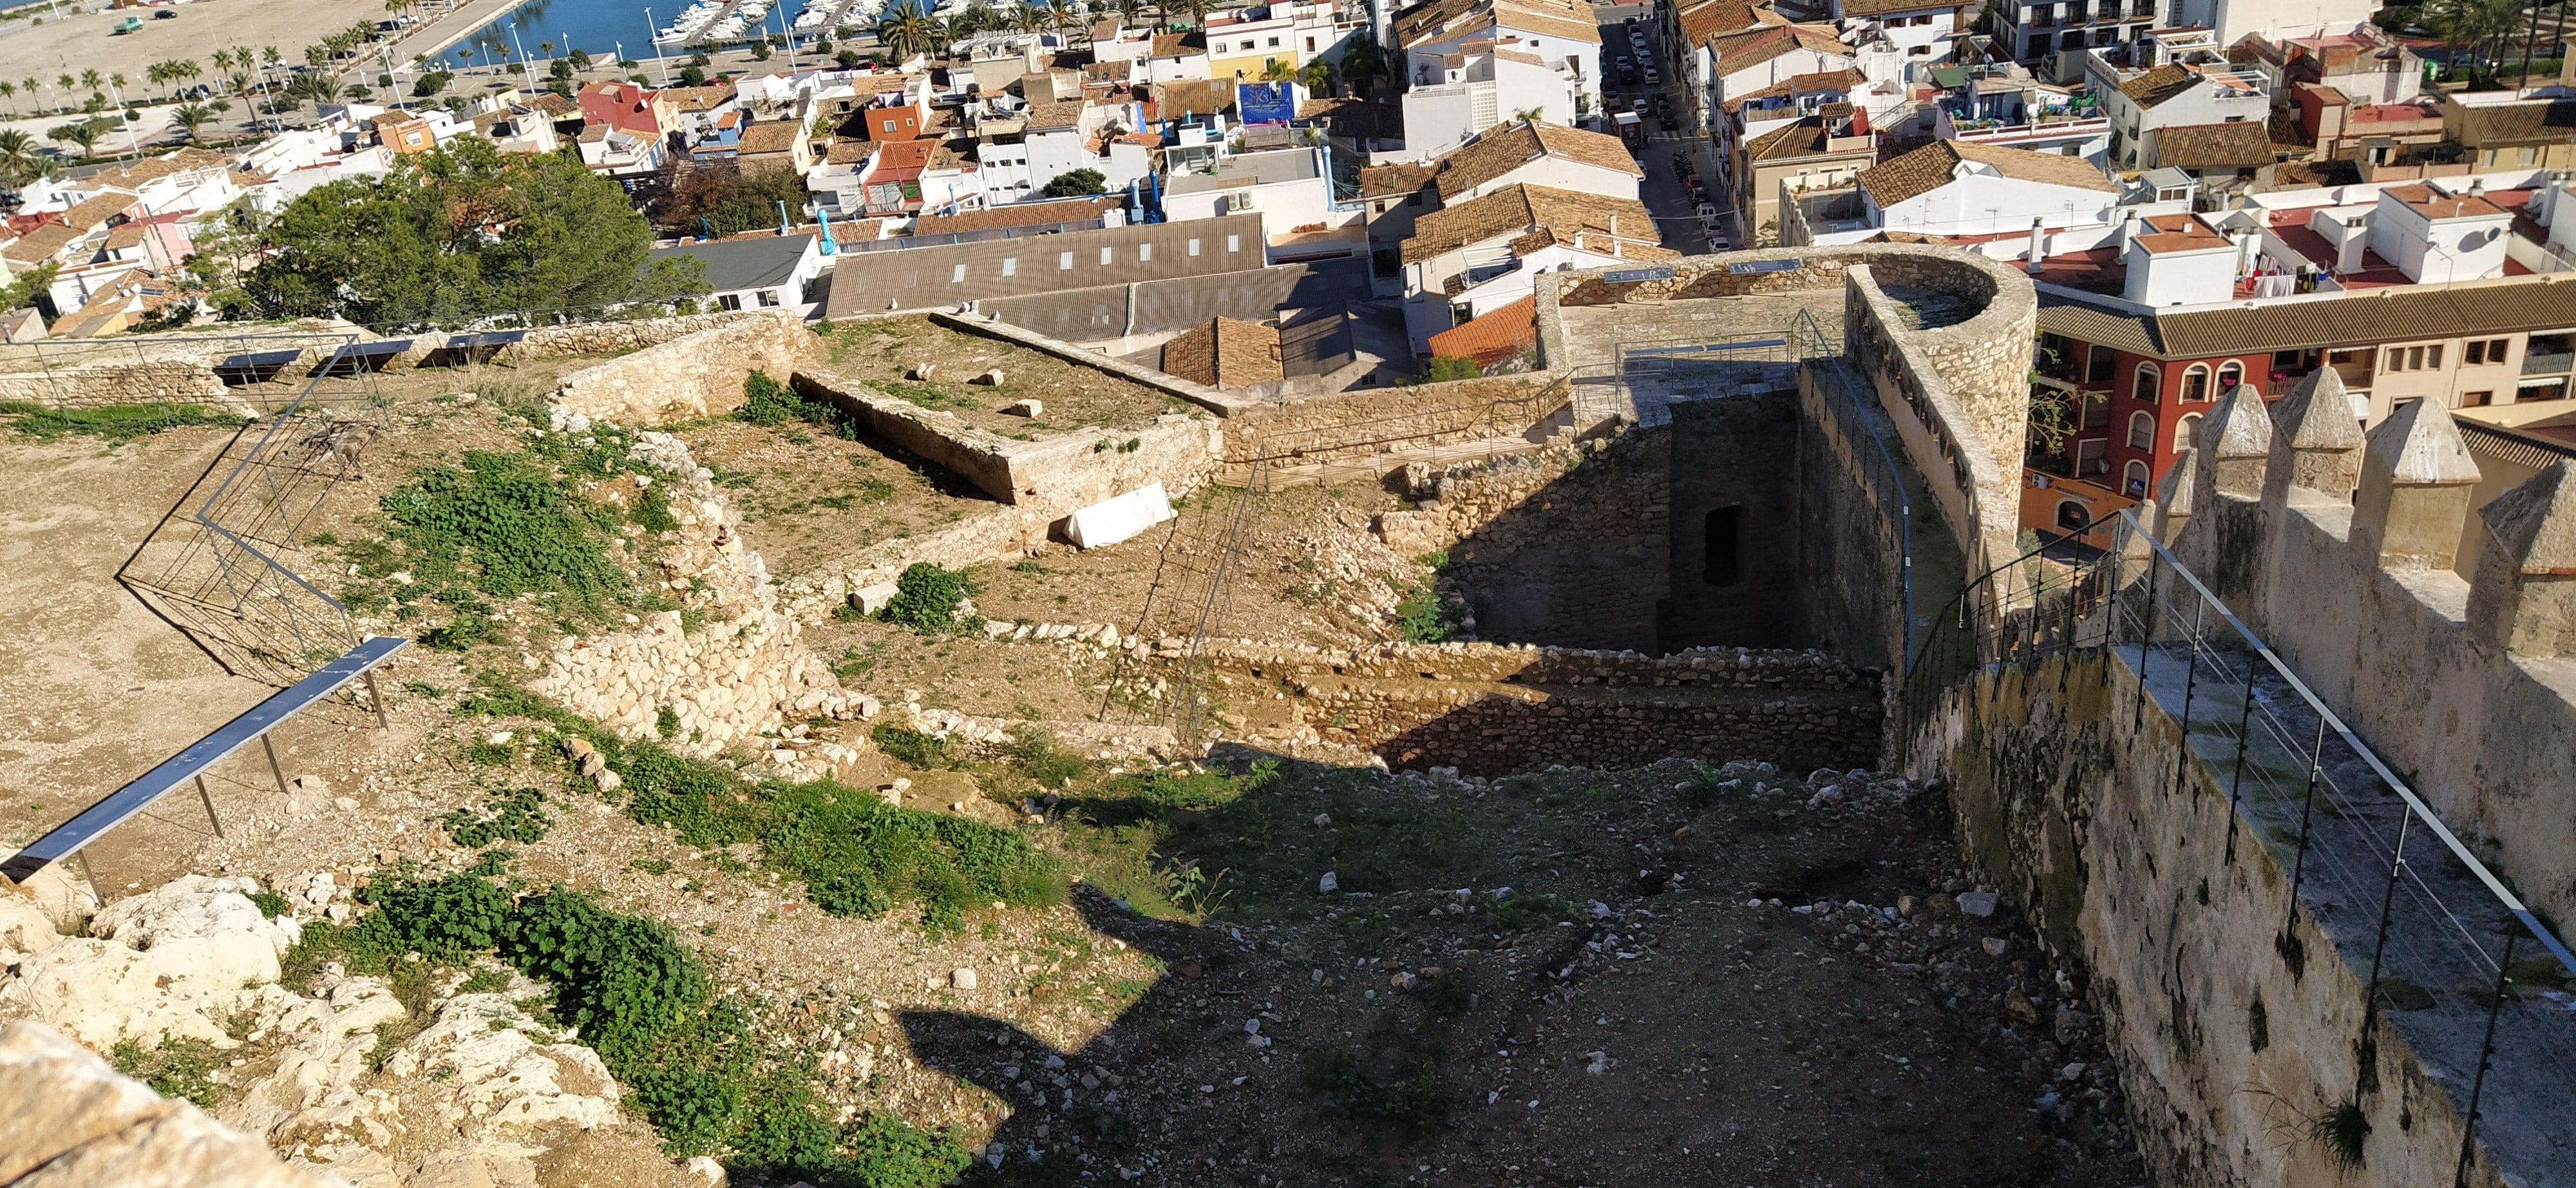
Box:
[1238,81,1297,124]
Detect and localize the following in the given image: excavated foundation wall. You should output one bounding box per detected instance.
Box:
[1193,640,1880,775]
[1918,651,2501,1188]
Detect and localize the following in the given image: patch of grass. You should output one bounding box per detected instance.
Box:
[2309,1097,2370,1170]
[1481,890,1578,932]
[459,965,512,993]
[1002,727,1088,789]
[109,1036,225,1107]
[247,889,292,919]
[442,785,551,848]
[872,724,965,770]
[1303,1045,1446,1127]
[0,400,251,441]
[734,369,866,439]
[464,740,516,766]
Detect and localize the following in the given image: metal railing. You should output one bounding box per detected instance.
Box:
[1908,509,2576,1187]
[1793,309,1919,667]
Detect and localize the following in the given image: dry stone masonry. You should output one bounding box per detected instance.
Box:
[548,310,826,426]
[1183,639,1882,775]
[528,421,867,776]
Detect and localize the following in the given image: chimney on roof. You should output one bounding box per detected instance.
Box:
[2336,220,2367,274]
[2025,216,2047,273]
[2112,207,2139,252]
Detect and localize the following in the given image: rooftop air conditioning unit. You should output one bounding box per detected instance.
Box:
[1228,190,1259,213]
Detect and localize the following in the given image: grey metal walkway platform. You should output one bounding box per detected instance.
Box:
[0,636,408,885]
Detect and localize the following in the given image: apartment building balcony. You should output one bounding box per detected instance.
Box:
[2524,337,2575,377]
[1936,106,2110,147]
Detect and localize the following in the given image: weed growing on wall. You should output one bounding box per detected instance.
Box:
[734,369,862,438]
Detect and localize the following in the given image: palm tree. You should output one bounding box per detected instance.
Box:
[1298,55,1335,97]
[1260,56,1294,81]
[80,69,101,91]
[876,9,935,57]
[171,103,215,142]
[50,119,106,157]
[1014,3,1045,34]
[0,81,15,117]
[287,72,344,113]
[211,48,234,73]
[1339,32,1386,97]
[263,45,283,66]
[178,61,202,92]
[0,130,39,187]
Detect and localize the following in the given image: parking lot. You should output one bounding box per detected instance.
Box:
[1595,3,1732,255]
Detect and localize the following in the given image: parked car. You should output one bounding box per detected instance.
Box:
[1643,66,1661,85]
[1615,54,1634,70]
[153,8,178,17]
[1696,202,1719,220]
[1658,113,1677,131]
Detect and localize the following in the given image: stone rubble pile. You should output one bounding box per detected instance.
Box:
[526,427,871,779]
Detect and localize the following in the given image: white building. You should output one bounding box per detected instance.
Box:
[1398,183,1663,350]
[1163,146,1356,254]
[1827,0,1960,68]
[1852,138,2121,239]
[1399,0,1604,122]
[1399,41,1576,159]
[650,232,831,316]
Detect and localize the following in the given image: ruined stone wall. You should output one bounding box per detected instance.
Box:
[509,310,762,359]
[0,361,232,407]
[526,424,866,776]
[788,371,1222,507]
[549,310,826,426]
[1224,373,1568,465]
[1918,651,2505,1188]
[1794,365,1921,673]
[1426,430,1671,652]
[1192,640,1880,775]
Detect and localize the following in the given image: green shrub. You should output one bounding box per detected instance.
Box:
[1003,727,1088,789]
[247,889,292,919]
[1481,890,1578,932]
[442,785,551,848]
[357,872,516,963]
[841,1114,972,1187]
[498,890,709,1066]
[879,563,976,631]
[735,370,800,426]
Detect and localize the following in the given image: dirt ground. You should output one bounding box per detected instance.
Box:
[2,349,2148,1188]
[815,317,1198,436]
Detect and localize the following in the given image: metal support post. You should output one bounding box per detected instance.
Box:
[2170,597,2206,797]
[2283,716,2329,935]
[194,775,225,840]
[2134,550,2160,730]
[2224,660,2257,863]
[261,733,290,796]
[2356,814,2413,1095]
[71,849,95,890]
[364,668,390,729]
[2453,928,2517,1188]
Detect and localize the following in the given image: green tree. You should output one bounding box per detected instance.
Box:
[656,164,811,236]
[1038,167,1107,196]
[414,70,453,97]
[244,139,708,326]
[1260,56,1295,81]
[171,103,216,142]
[1,262,60,312]
[0,129,43,187]
[48,119,107,157]
[1421,354,1481,381]
[1340,33,1388,97]
[0,81,17,117]
[286,72,345,114]
[1298,56,1336,96]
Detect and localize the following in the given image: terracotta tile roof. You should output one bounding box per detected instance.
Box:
[1397,0,1600,50]
[827,139,876,164]
[2152,120,2276,170]
[2450,97,2576,146]
[867,138,936,178]
[1856,139,2115,209]
[1160,316,1283,387]
[2042,282,2576,360]
[1427,294,1537,366]
[851,72,918,95]
[662,84,738,112]
[1403,183,1660,264]
[2118,63,2197,106]
[1023,97,1088,128]
[2266,158,2362,188]
[1431,121,1641,201]
[1741,115,1870,162]
[1362,160,1439,198]
[527,92,581,118]
[913,196,1121,235]
[55,193,135,233]
[103,224,148,251]
[3,222,83,266]
[738,120,804,154]
[1150,32,1201,56]
[1721,68,1867,113]
[1676,0,1761,43]
[1155,79,1235,119]
[2126,212,2228,255]
[1707,24,1850,75]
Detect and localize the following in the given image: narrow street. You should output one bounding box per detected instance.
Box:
[1594,0,1728,255]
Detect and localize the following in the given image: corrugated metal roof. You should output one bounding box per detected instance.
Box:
[981,258,1368,340]
[823,213,1267,316]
